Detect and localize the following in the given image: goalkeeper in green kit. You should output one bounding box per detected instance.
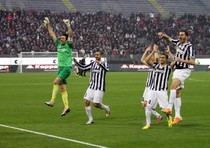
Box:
[44,17,72,116]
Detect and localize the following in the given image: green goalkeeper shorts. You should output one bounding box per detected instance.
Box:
[57,66,72,84]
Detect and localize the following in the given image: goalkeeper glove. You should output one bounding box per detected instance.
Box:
[63,19,70,27]
[43,17,50,27]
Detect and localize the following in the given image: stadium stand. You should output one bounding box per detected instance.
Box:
[0,0,209,59]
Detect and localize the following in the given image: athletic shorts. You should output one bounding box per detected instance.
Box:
[84,88,104,103]
[142,87,158,108]
[173,69,191,89]
[57,66,72,84]
[146,90,169,109]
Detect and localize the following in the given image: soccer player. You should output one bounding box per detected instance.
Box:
[44,17,73,116]
[142,44,174,129]
[140,45,163,124]
[73,51,110,125]
[158,30,195,124]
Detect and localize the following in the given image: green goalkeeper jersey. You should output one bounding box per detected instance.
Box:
[55,39,72,67]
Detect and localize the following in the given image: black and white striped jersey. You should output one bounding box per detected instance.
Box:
[76,61,109,91]
[172,39,195,69]
[146,69,154,87]
[150,63,171,91]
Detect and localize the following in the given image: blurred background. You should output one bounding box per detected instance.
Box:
[0,0,209,72]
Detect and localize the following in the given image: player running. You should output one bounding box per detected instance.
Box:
[73,51,110,125]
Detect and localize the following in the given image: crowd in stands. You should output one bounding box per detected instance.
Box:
[0,9,209,57]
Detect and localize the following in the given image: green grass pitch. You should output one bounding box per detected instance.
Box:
[0,72,210,148]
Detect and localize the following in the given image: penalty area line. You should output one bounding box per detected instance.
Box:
[0,124,108,148]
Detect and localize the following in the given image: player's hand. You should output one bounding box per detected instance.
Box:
[145,45,152,52]
[142,101,147,108]
[166,45,170,53]
[158,32,163,39]
[153,44,158,52]
[63,19,70,27]
[73,58,77,64]
[96,60,101,65]
[43,17,50,27]
[175,57,183,62]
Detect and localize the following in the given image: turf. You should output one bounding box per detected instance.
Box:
[0,72,210,148]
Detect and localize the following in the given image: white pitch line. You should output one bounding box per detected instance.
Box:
[0,124,108,148]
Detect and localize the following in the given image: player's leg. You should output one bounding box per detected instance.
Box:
[60,84,71,116]
[58,66,71,116]
[157,91,172,127]
[84,88,94,124]
[162,78,181,114]
[93,90,110,117]
[151,99,163,124]
[173,89,182,124]
[45,77,61,107]
[142,90,156,129]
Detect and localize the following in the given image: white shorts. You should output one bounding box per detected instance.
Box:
[146,90,169,109]
[84,88,104,103]
[173,69,191,89]
[142,87,158,108]
[142,87,150,101]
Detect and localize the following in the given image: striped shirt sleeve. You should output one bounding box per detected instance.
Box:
[76,61,93,70]
[171,39,179,45]
[188,45,195,58]
[99,61,109,72]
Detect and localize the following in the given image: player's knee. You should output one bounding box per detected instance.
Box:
[93,103,100,108]
[171,79,181,89]
[53,81,58,85]
[85,100,90,106]
[176,90,181,98]
[60,85,66,92]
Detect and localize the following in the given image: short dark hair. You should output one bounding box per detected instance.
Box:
[161,53,168,59]
[179,30,188,36]
[62,33,68,40]
[95,50,102,55]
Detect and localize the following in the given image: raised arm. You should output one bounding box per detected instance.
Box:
[96,61,109,72]
[158,32,172,42]
[63,19,73,42]
[73,58,92,70]
[166,45,175,68]
[145,44,158,67]
[141,45,152,66]
[43,17,57,42]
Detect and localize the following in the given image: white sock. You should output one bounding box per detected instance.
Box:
[85,106,93,121]
[145,106,151,126]
[100,103,108,111]
[174,97,182,118]
[168,90,176,110]
[151,108,160,118]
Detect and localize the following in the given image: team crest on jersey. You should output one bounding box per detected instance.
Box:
[92,70,100,73]
[176,46,184,54]
[154,69,164,73]
[59,48,66,52]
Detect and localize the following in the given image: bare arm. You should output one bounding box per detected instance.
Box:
[140,45,152,65]
[158,32,172,42]
[145,44,158,67]
[166,45,174,61]
[166,45,175,68]
[176,57,195,65]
